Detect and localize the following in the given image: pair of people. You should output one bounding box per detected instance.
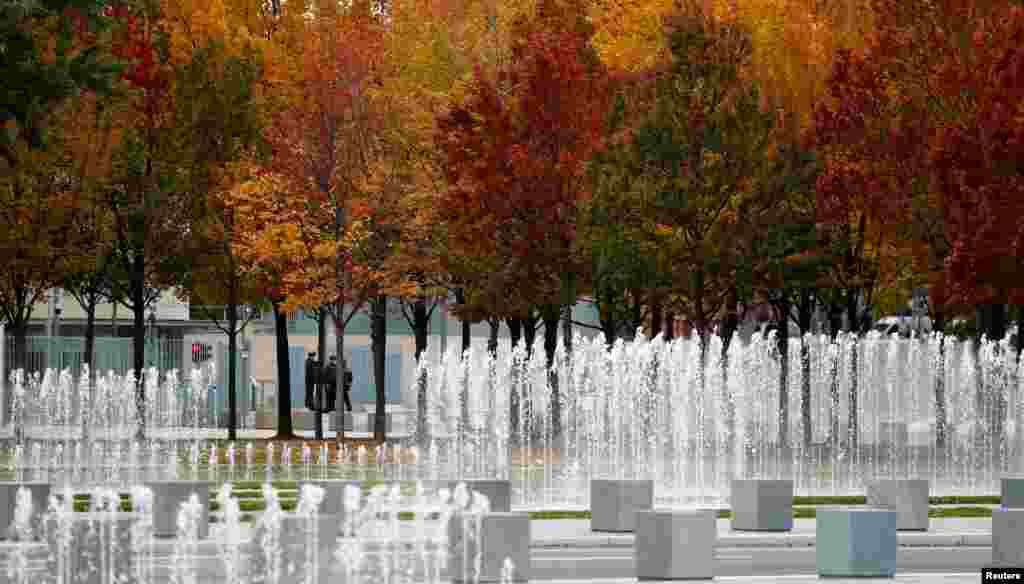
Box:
[304,353,353,412]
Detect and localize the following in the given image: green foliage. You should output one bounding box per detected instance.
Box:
[0,0,123,166]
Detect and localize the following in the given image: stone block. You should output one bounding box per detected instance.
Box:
[590,479,653,533]
[730,479,793,531]
[0,482,51,540]
[145,480,211,538]
[816,507,897,578]
[298,480,362,516]
[443,480,512,513]
[878,421,909,447]
[993,508,1024,567]
[449,512,530,583]
[1001,477,1024,509]
[247,514,341,584]
[866,479,929,531]
[45,513,144,584]
[635,509,716,580]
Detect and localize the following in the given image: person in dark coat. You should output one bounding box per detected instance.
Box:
[304,352,317,410]
[325,355,338,412]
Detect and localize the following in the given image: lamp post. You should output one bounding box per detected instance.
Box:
[147,308,156,368]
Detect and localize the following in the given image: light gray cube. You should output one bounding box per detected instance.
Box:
[731,479,793,531]
[635,509,716,580]
[146,480,211,538]
[590,479,653,532]
[298,480,363,516]
[0,482,51,540]
[247,514,341,584]
[993,508,1024,566]
[449,512,530,583]
[816,507,897,577]
[878,421,909,447]
[866,479,929,531]
[46,513,143,584]
[331,412,382,432]
[1001,477,1024,509]
[444,480,512,513]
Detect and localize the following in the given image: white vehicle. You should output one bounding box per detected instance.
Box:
[873,315,932,337]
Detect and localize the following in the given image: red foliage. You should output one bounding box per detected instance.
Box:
[435,28,609,308]
[805,0,1024,310]
[930,4,1024,305]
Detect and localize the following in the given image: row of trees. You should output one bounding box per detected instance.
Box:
[2,0,1022,442]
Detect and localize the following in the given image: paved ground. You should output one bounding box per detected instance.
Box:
[0,517,1001,580]
[531,517,994,548]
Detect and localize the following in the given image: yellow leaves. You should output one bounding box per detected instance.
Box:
[590,0,676,72]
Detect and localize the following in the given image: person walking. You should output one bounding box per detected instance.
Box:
[325,355,339,412]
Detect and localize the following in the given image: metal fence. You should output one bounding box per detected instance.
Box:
[2,335,183,379]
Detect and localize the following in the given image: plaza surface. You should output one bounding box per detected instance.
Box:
[0,517,1000,581]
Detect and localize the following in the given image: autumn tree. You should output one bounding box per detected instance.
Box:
[0,140,77,373]
[931,1,1024,345]
[55,91,123,378]
[173,38,267,441]
[437,19,610,435]
[0,0,123,172]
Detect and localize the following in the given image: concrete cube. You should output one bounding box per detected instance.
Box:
[45,513,143,584]
[878,421,909,447]
[449,512,530,583]
[590,479,654,532]
[993,508,1024,567]
[329,412,357,432]
[866,479,929,531]
[146,480,211,538]
[298,480,362,516]
[730,479,793,531]
[0,482,51,540]
[816,507,897,578]
[444,480,512,513]
[635,509,716,580]
[1001,477,1024,509]
[247,514,340,584]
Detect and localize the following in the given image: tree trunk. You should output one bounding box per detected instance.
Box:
[719,295,740,452]
[776,294,790,449]
[10,320,28,375]
[455,288,471,354]
[561,302,573,354]
[650,296,663,338]
[976,302,1007,468]
[414,300,430,446]
[372,295,387,442]
[487,318,500,355]
[506,318,522,349]
[317,306,327,361]
[541,305,561,438]
[828,336,841,452]
[827,297,843,339]
[227,299,238,441]
[522,314,538,358]
[130,268,146,441]
[847,335,859,452]
[797,288,814,447]
[599,304,618,347]
[935,332,947,449]
[84,300,96,378]
[412,299,429,361]
[506,317,523,440]
[272,301,296,439]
